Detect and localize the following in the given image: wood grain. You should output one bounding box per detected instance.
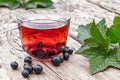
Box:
[88,0,120,15]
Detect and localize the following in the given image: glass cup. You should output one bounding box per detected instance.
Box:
[17,10,70,60]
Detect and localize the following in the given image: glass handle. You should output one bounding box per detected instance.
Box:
[7,27,24,51]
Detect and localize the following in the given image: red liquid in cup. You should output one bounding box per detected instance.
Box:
[19,18,70,59]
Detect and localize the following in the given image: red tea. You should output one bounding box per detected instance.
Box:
[19,18,70,59]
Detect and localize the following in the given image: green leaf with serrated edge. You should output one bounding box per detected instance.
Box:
[106,23,120,43]
[84,38,99,46]
[25,0,53,9]
[76,17,120,75]
[76,20,109,55]
[0,0,20,9]
[113,16,120,25]
[82,47,106,59]
[77,23,92,41]
[106,16,120,43]
[80,48,100,59]
[90,20,105,45]
[90,57,109,75]
[89,47,119,74]
[90,48,120,74]
[75,38,99,55]
[106,48,120,68]
[97,18,107,37]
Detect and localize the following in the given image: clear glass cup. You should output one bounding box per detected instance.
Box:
[17,10,70,60]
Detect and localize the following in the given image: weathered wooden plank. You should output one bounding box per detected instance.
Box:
[88,0,120,15]
[0,68,11,80]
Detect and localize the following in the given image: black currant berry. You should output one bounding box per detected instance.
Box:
[10,61,18,70]
[24,62,31,67]
[24,65,33,74]
[63,53,70,61]
[22,69,29,78]
[62,48,69,54]
[69,49,73,54]
[24,56,32,64]
[51,56,61,66]
[33,65,43,74]
[65,46,69,49]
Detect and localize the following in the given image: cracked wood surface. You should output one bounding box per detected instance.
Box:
[0,0,120,80]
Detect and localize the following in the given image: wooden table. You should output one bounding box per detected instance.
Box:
[0,0,120,80]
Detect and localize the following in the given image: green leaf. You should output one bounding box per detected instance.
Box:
[106,48,120,68]
[106,16,120,43]
[81,48,98,59]
[76,17,120,75]
[89,47,120,74]
[113,16,120,25]
[84,38,99,46]
[90,20,105,45]
[77,24,92,41]
[25,0,54,9]
[90,57,109,74]
[79,47,109,74]
[75,38,99,55]
[97,18,107,36]
[0,0,20,9]
[106,23,120,43]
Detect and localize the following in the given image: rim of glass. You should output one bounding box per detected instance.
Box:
[16,9,71,24]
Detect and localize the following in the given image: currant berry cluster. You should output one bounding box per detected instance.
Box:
[10,46,73,78]
[51,46,73,66]
[10,56,43,78]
